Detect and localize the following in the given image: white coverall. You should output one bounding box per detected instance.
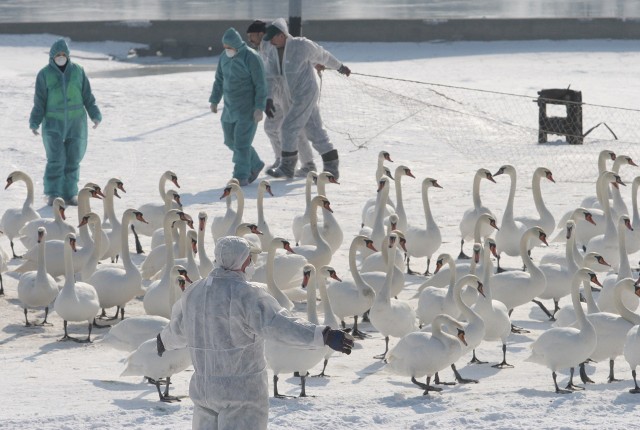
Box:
[259,39,314,166]
[160,236,325,430]
[276,34,342,157]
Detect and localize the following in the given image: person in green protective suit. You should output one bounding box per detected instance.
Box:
[209,28,267,187]
[29,38,102,206]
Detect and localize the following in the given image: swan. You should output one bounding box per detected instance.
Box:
[578,149,616,209]
[327,235,377,339]
[196,212,214,277]
[418,213,498,290]
[73,187,109,258]
[76,212,104,282]
[513,167,556,235]
[493,165,527,272]
[101,314,168,352]
[416,253,463,327]
[361,229,407,299]
[17,227,58,326]
[310,264,342,377]
[143,210,194,318]
[291,196,333,269]
[300,172,343,254]
[369,232,417,359]
[101,178,128,262]
[211,182,244,241]
[405,177,443,275]
[255,180,275,250]
[541,208,596,266]
[141,215,193,280]
[88,209,147,321]
[149,190,183,250]
[386,314,467,395]
[471,239,513,368]
[361,150,395,227]
[490,227,548,330]
[173,230,202,282]
[53,233,101,342]
[525,268,599,393]
[596,215,639,313]
[131,170,181,238]
[360,176,394,252]
[19,197,74,249]
[250,230,305,292]
[585,171,626,270]
[447,274,486,383]
[623,281,640,393]
[626,176,640,254]
[458,168,496,259]
[609,155,637,221]
[1,171,40,258]
[292,171,317,246]
[264,263,327,398]
[580,277,640,384]
[360,214,403,273]
[15,209,100,278]
[255,237,298,310]
[121,274,191,402]
[389,165,415,234]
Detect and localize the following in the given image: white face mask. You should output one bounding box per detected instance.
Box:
[225,48,237,58]
[243,262,256,280]
[54,56,68,66]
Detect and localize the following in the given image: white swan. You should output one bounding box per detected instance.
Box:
[609,155,637,221]
[386,314,467,395]
[490,227,548,328]
[493,165,527,272]
[88,209,147,321]
[173,229,202,282]
[585,171,626,270]
[74,187,109,258]
[458,168,496,259]
[311,264,342,377]
[1,171,40,258]
[101,178,128,261]
[361,151,395,228]
[101,315,168,352]
[141,215,193,281]
[389,165,415,233]
[121,274,191,402]
[255,180,275,250]
[514,167,556,235]
[149,190,183,250]
[471,239,513,368]
[596,215,639,313]
[196,212,214,278]
[360,176,394,251]
[416,253,461,327]
[541,208,596,266]
[19,197,74,249]
[623,281,640,393]
[405,177,443,275]
[53,233,101,342]
[369,232,417,359]
[360,214,403,273]
[251,232,306,292]
[327,235,377,338]
[361,229,407,299]
[132,170,181,238]
[77,212,104,282]
[578,149,616,209]
[626,175,640,254]
[211,182,244,241]
[300,172,343,254]
[525,268,599,393]
[17,227,58,326]
[264,263,327,398]
[291,196,333,269]
[292,171,317,246]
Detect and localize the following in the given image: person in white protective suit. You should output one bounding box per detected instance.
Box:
[262,17,351,180]
[246,20,317,177]
[156,236,353,430]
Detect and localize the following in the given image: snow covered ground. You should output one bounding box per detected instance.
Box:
[1,34,640,429]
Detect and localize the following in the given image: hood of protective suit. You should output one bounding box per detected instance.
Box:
[271,17,290,37]
[222,27,245,50]
[214,236,250,271]
[49,38,70,59]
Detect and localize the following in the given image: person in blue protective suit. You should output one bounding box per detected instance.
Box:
[209,28,267,187]
[157,236,354,430]
[29,38,102,206]
[263,18,351,180]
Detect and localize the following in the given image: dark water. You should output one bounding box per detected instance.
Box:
[2,0,639,23]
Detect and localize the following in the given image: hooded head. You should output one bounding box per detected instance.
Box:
[222,27,245,50]
[263,17,290,41]
[49,38,70,60]
[214,236,251,271]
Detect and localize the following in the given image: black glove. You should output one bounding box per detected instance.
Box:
[265,98,276,119]
[322,327,354,355]
[156,333,166,357]
[337,65,351,77]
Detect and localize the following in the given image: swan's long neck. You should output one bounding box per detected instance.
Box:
[422,185,436,228]
[197,220,212,272]
[454,275,477,322]
[257,188,266,225]
[22,175,35,209]
[446,257,456,292]
[597,152,609,174]
[372,183,390,239]
[160,215,176,284]
[394,175,406,229]
[302,176,314,218]
[310,200,323,245]
[319,272,339,327]
[532,172,552,221]
[120,211,135,271]
[376,239,397,304]
[613,280,640,325]
[350,239,367,289]
[521,231,541,279]
[62,239,75,294]
[53,203,63,222]
[176,221,187,259]
[572,273,592,332]
[36,234,48,283]
[472,172,483,209]
[234,187,245,226]
[503,170,517,221]
[632,179,640,227]
[306,270,319,325]
[163,193,174,212]
[617,218,631,280]
[159,175,168,200]
[106,187,120,229]
[78,190,92,244]
[481,244,493,301]
[266,243,293,309]
[565,226,578,273]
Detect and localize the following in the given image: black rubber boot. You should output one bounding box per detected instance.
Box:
[321,149,340,180]
[266,151,298,179]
